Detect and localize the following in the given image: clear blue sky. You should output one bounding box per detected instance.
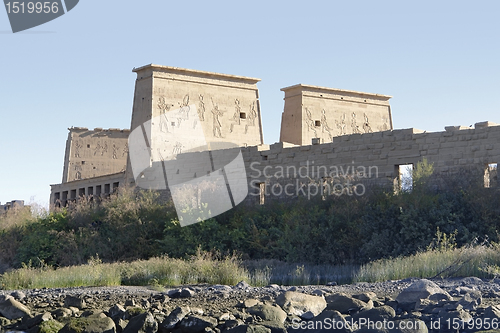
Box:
[1,0,499,207]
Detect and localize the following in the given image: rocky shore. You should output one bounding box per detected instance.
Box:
[1,277,500,332]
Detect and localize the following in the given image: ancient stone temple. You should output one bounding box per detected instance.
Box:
[50,64,500,209]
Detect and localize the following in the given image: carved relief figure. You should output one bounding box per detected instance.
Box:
[173,141,184,156]
[335,113,347,136]
[74,140,82,158]
[122,143,128,157]
[198,94,205,121]
[304,108,318,137]
[363,113,373,133]
[211,98,225,138]
[177,94,190,127]
[112,144,118,159]
[75,171,81,180]
[93,141,101,156]
[321,109,333,141]
[101,141,108,156]
[351,112,361,134]
[230,99,241,133]
[158,97,172,133]
[245,101,258,134]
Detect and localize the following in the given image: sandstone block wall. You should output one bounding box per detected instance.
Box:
[280,84,393,146]
[62,127,129,183]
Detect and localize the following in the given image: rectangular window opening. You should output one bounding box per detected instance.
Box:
[394,164,413,193]
[258,182,266,205]
[96,185,102,196]
[484,163,498,188]
[315,120,321,127]
[104,184,111,194]
[240,112,247,119]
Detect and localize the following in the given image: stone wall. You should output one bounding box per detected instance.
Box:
[280,84,393,146]
[62,127,129,183]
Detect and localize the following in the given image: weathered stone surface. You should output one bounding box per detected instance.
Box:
[458,289,482,311]
[122,312,157,333]
[353,292,378,303]
[395,279,450,306]
[352,305,396,323]
[64,295,86,309]
[0,295,31,319]
[325,293,371,314]
[276,291,326,319]
[178,315,217,333]
[108,304,126,320]
[160,306,190,330]
[247,304,287,324]
[389,319,428,333]
[484,304,500,321]
[60,316,116,333]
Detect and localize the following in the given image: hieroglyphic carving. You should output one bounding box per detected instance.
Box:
[321,110,333,142]
[211,97,225,138]
[122,143,128,157]
[173,141,183,156]
[177,94,190,128]
[335,113,347,136]
[363,113,373,133]
[112,144,118,159]
[101,141,108,156]
[158,97,172,133]
[74,140,82,158]
[230,99,241,133]
[378,116,390,131]
[93,141,101,156]
[198,94,206,121]
[304,108,317,137]
[245,101,258,134]
[351,112,361,134]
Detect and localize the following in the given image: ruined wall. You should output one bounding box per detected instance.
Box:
[62,127,129,183]
[246,121,500,202]
[280,84,393,146]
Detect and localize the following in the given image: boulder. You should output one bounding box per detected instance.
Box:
[64,295,86,309]
[351,305,396,323]
[458,290,482,311]
[325,293,371,314]
[60,316,116,333]
[276,291,327,319]
[160,306,191,330]
[178,315,217,333]
[0,295,31,319]
[395,279,450,307]
[484,304,500,321]
[123,312,158,333]
[247,304,287,324]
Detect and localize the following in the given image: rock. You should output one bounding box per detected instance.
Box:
[312,289,326,296]
[325,293,371,314]
[25,312,53,328]
[122,312,157,333]
[108,304,127,320]
[461,276,484,285]
[38,319,65,333]
[395,279,450,308]
[458,289,482,311]
[180,289,196,298]
[484,304,500,320]
[0,295,31,319]
[236,281,251,290]
[352,305,396,323]
[326,282,337,286]
[160,306,190,330]
[289,309,351,333]
[64,295,86,309]
[439,310,472,329]
[224,324,271,333]
[52,307,73,318]
[276,291,327,319]
[60,316,116,333]
[353,292,378,303]
[178,315,217,333]
[247,304,287,324]
[242,299,261,308]
[10,291,26,301]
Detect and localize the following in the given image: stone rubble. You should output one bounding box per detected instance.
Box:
[1,277,500,332]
